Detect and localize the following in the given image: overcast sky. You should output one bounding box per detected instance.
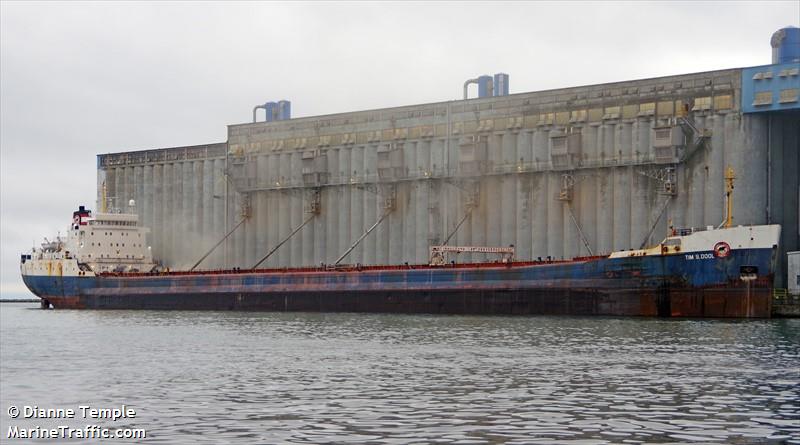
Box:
[1,1,797,296]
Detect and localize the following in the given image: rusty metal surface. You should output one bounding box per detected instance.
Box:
[26,247,777,318]
[39,286,773,318]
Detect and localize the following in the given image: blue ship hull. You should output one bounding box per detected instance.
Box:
[23,247,777,317]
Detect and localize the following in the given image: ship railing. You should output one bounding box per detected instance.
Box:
[773,289,800,306]
[670,225,721,237]
[101,255,616,278]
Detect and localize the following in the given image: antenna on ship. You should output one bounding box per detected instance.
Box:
[724,167,735,228]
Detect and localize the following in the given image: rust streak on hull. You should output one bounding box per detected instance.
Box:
[43,286,772,318]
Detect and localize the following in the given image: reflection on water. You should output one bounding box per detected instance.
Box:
[1,304,798,444]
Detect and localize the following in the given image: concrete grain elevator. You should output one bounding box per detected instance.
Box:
[96,29,800,287]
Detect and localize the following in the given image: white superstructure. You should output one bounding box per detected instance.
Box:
[609,224,781,259]
[20,205,157,278]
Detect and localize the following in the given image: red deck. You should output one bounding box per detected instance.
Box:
[99,255,611,278]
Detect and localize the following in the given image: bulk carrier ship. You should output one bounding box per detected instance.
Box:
[20,28,799,319]
[21,199,780,318]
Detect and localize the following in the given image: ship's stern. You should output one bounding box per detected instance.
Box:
[20,254,51,308]
[20,254,89,309]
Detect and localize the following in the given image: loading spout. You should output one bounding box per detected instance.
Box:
[335,210,391,265]
[639,196,672,249]
[251,213,315,270]
[566,203,593,256]
[442,206,473,246]
[190,218,247,271]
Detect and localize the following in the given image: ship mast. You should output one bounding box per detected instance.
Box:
[724,167,735,228]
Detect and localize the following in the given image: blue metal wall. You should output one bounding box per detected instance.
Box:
[741,62,800,113]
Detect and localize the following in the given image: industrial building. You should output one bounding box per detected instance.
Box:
[96,28,800,287]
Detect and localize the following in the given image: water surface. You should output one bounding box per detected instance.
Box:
[1,303,798,444]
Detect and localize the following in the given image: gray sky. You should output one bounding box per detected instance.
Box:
[1,1,797,296]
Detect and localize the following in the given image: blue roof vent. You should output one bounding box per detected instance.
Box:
[463,73,510,99]
[252,100,291,122]
[771,26,800,64]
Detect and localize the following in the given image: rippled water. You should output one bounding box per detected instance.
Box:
[1,303,798,444]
